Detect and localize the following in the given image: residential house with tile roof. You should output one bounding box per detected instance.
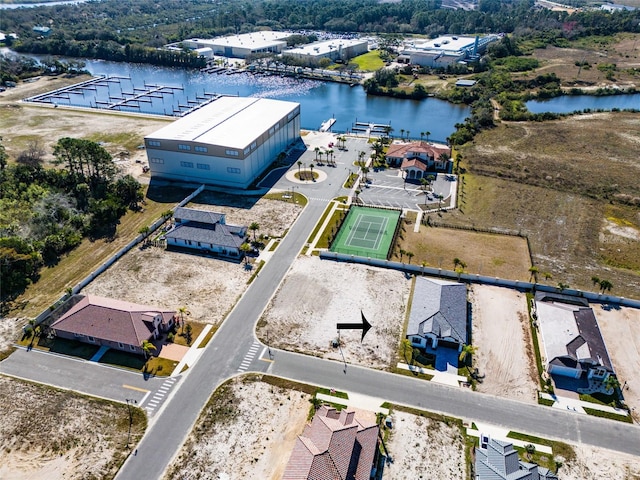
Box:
[283,405,380,480]
[406,277,468,370]
[534,292,615,386]
[475,437,558,480]
[385,141,452,179]
[164,206,248,258]
[50,295,175,355]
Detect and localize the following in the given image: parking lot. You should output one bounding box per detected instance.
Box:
[358,168,457,211]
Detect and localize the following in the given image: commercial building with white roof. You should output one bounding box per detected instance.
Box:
[400,34,500,67]
[144,96,300,188]
[284,38,368,63]
[182,31,291,58]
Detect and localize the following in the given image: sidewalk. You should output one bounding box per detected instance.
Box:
[316,391,389,415]
[396,362,468,387]
[467,422,553,454]
[306,200,341,255]
[539,392,630,417]
[172,324,213,376]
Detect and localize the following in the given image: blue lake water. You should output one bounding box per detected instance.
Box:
[31,59,470,142]
[527,93,640,114]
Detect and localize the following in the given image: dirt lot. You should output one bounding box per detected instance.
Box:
[165,377,311,480]
[470,285,539,402]
[383,410,466,479]
[394,222,532,281]
[0,75,170,167]
[84,197,302,324]
[562,444,640,479]
[0,376,145,480]
[595,304,640,421]
[165,376,468,480]
[257,256,411,369]
[456,112,640,298]
[529,33,640,89]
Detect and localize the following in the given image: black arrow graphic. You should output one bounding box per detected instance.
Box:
[337,310,372,342]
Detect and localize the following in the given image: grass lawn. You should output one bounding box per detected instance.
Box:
[447,113,640,298]
[171,321,206,347]
[98,349,176,376]
[351,50,385,71]
[393,220,532,280]
[12,184,193,318]
[20,336,101,360]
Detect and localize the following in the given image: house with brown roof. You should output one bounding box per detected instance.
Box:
[385,141,452,179]
[163,207,248,258]
[283,405,380,480]
[50,295,175,355]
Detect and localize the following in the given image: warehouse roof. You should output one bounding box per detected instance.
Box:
[146,96,299,150]
[285,38,367,57]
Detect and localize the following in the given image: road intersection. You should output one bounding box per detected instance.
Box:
[1,134,638,479]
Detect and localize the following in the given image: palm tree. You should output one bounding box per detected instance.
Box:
[406,130,410,140]
[318,151,324,164]
[400,128,405,139]
[529,266,539,283]
[406,251,414,264]
[591,276,601,287]
[297,160,302,178]
[141,340,156,359]
[240,242,252,264]
[420,132,425,142]
[401,338,413,364]
[399,249,406,262]
[314,147,320,161]
[178,306,188,332]
[425,131,431,142]
[453,257,462,269]
[604,375,620,395]
[599,279,613,293]
[459,344,477,370]
[249,222,260,242]
[309,163,315,178]
[557,282,570,291]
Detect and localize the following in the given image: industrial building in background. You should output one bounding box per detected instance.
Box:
[144,96,300,188]
[399,34,500,67]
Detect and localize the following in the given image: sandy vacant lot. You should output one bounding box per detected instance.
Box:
[595,304,640,421]
[165,377,312,480]
[258,256,412,369]
[0,376,144,480]
[383,411,466,479]
[470,285,539,403]
[84,197,302,324]
[562,444,640,480]
[165,377,468,480]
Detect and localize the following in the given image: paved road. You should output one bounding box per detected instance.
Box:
[3,135,638,478]
[269,351,640,457]
[0,347,178,411]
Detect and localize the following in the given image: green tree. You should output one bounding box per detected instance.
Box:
[604,375,620,394]
[599,279,613,293]
[297,161,302,178]
[0,136,8,171]
[529,266,539,283]
[240,242,252,264]
[591,276,601,287]
[406,251,414,264]
[178,306,188,333]
[141,339,156,359]
[459,344,477,367]
[249,222,260,242]
[401,338,413,364]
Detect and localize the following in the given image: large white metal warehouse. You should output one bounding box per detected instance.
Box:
[144,96,300,188]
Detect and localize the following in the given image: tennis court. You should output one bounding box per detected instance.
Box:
[330,206,401,259]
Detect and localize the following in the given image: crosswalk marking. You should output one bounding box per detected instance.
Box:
[237,342,262,372]
[142,377,180,417]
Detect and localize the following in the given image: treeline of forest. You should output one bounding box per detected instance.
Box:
[0,138,143,302]
[2,0,640,66]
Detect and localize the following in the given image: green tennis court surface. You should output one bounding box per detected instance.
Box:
[330,206,401,259]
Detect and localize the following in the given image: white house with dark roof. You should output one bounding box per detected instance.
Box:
[283,405,379,480]
[406,277,468,369]
[50,295,175,355]
[164,207,247,258]
[535,292,614,384]
[475,437,558,480]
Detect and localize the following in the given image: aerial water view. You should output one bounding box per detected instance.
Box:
[0,0,639,479]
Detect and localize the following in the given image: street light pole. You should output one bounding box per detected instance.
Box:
[125,398,137,448]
